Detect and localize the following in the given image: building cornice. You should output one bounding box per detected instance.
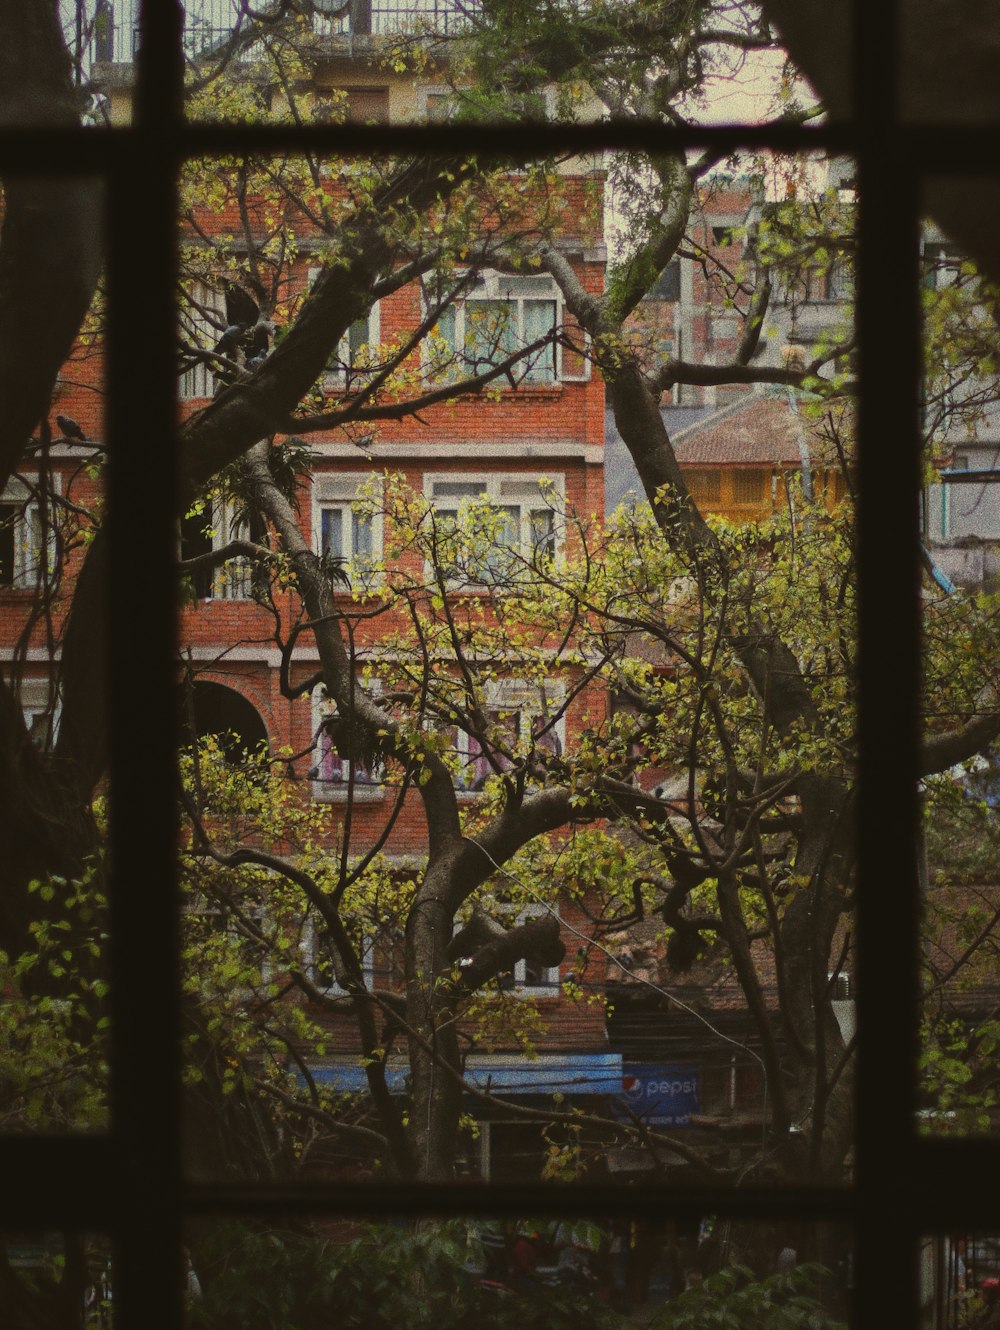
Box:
[311,438,603,463]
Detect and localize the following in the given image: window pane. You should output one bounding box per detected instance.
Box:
[683,469,722,505]
[433,482,487,500]
[178,280,225,400]
[0,1233,113,1323]
[0,503,18,587]
[322,506,344,562]
[179,506,215,599]
[523,298,557,382]
[346,315,370,365]
[530,507,556,561]
[0,174,108,1136]
[919,194,1000,1140]
[466,299,516,369]
[344,87,390,124]
[434,302,457,356]
[481,503,519,580]
[167,147,866,1188]
[352,507,373,559]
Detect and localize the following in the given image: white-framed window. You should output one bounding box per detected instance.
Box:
[312,472,382,590]
[923,241,964,290]
[179,496,260,601]
[430,270,561,384]
[426,473,562,586]
[778,255,853,306]
[446,679,565,795]
[309,681,385,801]
[183,893,272,995]
[0,475,56,591]
[494,900,562,997]
[179,280,225,401]
[307,267,380,391]
[302,916,376,995]
[18,678,60,750]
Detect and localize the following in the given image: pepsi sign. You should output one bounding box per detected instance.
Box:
[615,1063,700,1126]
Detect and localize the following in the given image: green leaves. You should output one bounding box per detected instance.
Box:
[1,863,110,1132]
[187,1219,618,1330]
[649,1265,845,1330]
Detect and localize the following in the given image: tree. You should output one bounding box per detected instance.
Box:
[3,0,1000,1310]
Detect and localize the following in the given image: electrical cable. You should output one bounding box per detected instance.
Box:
[462,833,770,1161]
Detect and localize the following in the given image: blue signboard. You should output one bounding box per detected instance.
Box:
[615,1063,700,1126]
[304,1053,623,1098]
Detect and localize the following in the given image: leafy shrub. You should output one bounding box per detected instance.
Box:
[648,1264,845,1330]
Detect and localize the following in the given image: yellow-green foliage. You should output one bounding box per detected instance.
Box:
[0,863,109,1131]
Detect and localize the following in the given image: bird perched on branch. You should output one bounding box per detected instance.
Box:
[210,285,274,385]
[55,414,87,441]
[214,322,249,358]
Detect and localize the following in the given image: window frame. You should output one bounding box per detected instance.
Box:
[307,266,381,391]
[302,915,377,995]
[446,676,566,797]
[309,678,386,802]
[4,7,985,1328]
[178,278,225,401]
[18,677,61,750]
[493,900,562,997]
[178,493,257,601]
[730,467,768,506]
[681,467,722,507]
[0,473,59,591]
[182,890,274,997]
[425,470,563,587]
[427,268,564,385]
[311,470,383,591]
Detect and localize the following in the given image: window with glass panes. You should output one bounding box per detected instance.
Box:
[428,474,559,582]
[434,271,559,383]
[313,472,379,587]
[5,4,995,1329]
[309,681,385,797]
[447,679,565,793]
[493,900,561,995]
[308,267,380,389]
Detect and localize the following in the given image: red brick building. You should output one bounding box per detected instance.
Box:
[0,11,623,1181]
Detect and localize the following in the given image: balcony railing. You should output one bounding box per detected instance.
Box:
[85,0,471,66]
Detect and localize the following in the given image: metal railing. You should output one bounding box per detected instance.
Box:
[85,0,471,65]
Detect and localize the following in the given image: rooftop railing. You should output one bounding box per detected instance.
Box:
[84,0,471,65]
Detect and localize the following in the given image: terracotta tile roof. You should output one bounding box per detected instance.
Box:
[671,394,805,467]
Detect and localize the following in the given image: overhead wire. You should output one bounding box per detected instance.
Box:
[463,833,771,1162]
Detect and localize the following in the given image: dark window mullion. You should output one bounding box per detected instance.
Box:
[108,1,184,1324]
[853,0,923,1309]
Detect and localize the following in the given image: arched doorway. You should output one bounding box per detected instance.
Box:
[181,680,268,765]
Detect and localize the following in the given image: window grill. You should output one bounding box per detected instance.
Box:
[1,2,997,1327]
[684,468,723,505]
[732,469,766,506]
